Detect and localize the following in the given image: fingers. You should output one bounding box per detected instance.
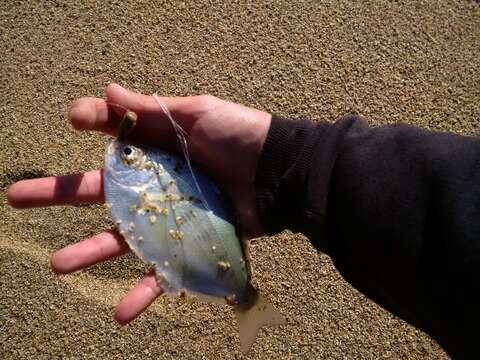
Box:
[50,228,163,325]
[50,230,130,274]
[115,270,163,325]
[68,84,210,142]
[50,226,163,324]
[68,84,158,134]
[106,83,203,119]
[106,83,163,115]
[7,170,104,208]
[69,97,117,134]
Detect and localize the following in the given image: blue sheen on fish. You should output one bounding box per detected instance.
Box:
[104,139,284,353]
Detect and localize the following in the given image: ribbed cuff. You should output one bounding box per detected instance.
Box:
[255,115,325,236]
[255,113,365,251]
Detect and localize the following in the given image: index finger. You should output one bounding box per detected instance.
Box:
[69,96,120,135]
[68,84,194,137]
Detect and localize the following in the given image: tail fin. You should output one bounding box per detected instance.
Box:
[235,291,285,353]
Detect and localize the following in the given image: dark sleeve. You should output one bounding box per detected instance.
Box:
[255,114,480,358]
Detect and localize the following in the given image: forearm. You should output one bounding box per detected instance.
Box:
[255,114,480,357]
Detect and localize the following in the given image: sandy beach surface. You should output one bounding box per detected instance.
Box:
[1,1,479,358]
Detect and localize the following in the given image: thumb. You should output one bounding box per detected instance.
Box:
[106,83,202,122]
[106,83,213,139]
[106,84,212,152]
[68,84,185,135]
[106,83,159,115]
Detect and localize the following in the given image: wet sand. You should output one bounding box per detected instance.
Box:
[1,1,479,358]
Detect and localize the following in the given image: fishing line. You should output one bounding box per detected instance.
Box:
[152,93,212,212]
[152,94,235,280]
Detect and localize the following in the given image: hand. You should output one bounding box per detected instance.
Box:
[7,84,271,325]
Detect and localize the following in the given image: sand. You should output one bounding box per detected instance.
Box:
[1,0,479,358]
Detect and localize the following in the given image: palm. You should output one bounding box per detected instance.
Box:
[7,84,271,325]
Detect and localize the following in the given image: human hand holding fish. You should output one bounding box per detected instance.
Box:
[7,84,282,352]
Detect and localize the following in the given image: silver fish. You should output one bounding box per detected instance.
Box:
[104,139,284,352]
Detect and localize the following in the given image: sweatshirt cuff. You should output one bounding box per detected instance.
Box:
[254,115,325,237]
[255,114,364,251]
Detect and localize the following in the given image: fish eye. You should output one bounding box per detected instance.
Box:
[120,145,145,167]
[123,146,133,156]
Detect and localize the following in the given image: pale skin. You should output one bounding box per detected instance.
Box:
[7,83,272,325]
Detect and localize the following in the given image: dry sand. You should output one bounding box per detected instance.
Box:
[1,0,479,358]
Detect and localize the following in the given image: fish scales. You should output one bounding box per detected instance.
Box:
[104,139,284,353]
[105,139,246,298]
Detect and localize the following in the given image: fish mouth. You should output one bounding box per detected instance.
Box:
[104,139,125,179]
[106,138,121,156]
